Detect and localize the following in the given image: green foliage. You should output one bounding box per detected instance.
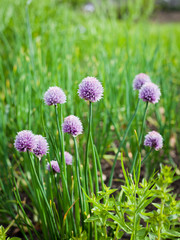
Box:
[0,226,21,240]
[86,164,180,239]
[145,165,180,239]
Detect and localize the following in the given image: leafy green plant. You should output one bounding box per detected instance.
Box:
[144,165,180,239]
[0,226,21,240]
[85,159,180,240]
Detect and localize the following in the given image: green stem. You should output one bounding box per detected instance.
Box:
[55,105,62,152]
[73,164,80,236]
[108,99,140,187]
[90,133,99,195]
[158,199,165,240]
[94,145,105,192]
[141,148,154,165]
[73,137,84,229]
[130,102,148,174]
[85,102,92,194]
[139,102,149,144]
[84,102,93,240]
[27,152,58,238]
[55,105,67,179]
[135,148,154,177]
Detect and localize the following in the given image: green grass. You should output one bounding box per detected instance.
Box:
[0,0,180,236]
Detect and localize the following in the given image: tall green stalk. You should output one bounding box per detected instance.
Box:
[85,102,92,194]
[94,145,105,192]
[73,137,84,229]
[141,148,154,165]
[108,99,140,187]
[54,104,70,233]
[90,134,99,195]
[130,102,148,174]
[54,105,67,179]
[27,152,59,239]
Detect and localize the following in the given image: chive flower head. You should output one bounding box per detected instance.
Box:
[60,151,73,165]
[33,135,49,159]
[62,115,83,137]
[139,83,161,104]
[47,160,60,173]
[78,76,103,102]
[144,131,163,151]
[64,151,73,165]
[133,73,151,90]
[44,86,66,106]
[14,130,36,152]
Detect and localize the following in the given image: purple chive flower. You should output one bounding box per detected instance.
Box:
[14,130,36,152]
[133,73,151,90]
[65,151,73,165]
[33,135,49,159]
[62,115,83,137]
[60,151,73,165]
[144,131,163,151]
[44,86,66,106]
[139,83,161,104]
[78,76,103,102]
[47,160,60,173]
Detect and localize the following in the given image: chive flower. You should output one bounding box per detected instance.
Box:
[78,76,103,102]
[44,86,66,106]
[144,131,163,151]
[14,130,36,152]
[62,115,83,137]
[33,135,49,159]
[47,160,60,173]
[133,73,151,90]
[64,151,73,165]
[60,151,73,165]
[139,83,161,104]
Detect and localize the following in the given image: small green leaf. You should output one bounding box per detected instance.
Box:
[148,232,157,240]
[162,229,180,237]
[116,231,124,239]
[136,228,147,239]
[9,238,22,240]
[84,216,99,222]
[106,221,116,229]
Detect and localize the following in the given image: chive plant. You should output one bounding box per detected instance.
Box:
[109,74,161,186]
[13,76,105,239]
[12,73,165,239]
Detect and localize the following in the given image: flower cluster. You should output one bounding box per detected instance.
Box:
[64,151,73,165]
[47,160,60,173]
[133,73,161,104]
[139,83,161,104]
[59,151,73,165]
[62,115,83,137]
[14,130,36,152]
[78,77,103,102]
[144,131,163,151]
[33,135,49,159]
[14,130,48,159]
[44,86,66,106]
[133,73,151,90]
